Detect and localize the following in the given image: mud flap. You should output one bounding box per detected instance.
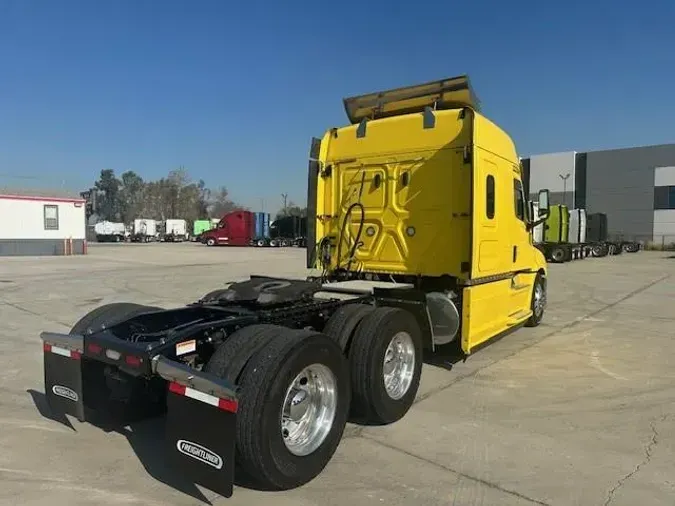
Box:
[40,332,85,422]
[154,356,238,498]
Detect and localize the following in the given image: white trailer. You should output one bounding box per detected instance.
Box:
[163,219,187,242]
[131,219,158,242]
[0,193,86,256]
[94,221,127,242]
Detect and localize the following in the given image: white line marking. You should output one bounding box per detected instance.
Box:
[0,419,68,433]
[590,350,628,381]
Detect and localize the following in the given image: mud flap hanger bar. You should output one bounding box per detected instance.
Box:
[153,356,239,498]
[152,355,238,406]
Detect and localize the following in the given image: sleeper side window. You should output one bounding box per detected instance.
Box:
[486,175,495,219]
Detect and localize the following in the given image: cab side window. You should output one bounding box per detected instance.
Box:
[513,179,525,221]
[486,175,495,219]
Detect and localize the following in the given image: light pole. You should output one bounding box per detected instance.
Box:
[559,173,571,206]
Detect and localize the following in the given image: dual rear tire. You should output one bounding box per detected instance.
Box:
[323,304,424,425]
[205,325,350,491]
[204,304,424,490]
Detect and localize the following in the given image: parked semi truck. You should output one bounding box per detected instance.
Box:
[192,219,216,242]
[568,209,619,257]
[533,205,638,260]
[94,221,127,243]
[200,210,255,246]
[531,204,581,262]
[39,75,551,498]
[269,215,307,247]
[163,219,188,242]
[252,212,272,247]
[200,211,274,247]
[193,219,212,237]
[130,218,158,242]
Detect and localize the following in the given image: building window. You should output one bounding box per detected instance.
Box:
[654,186,675,210]
[513,179,525,221]
[486,175,495,219]
[44,205,59,230]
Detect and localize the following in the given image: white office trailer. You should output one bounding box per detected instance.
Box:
[0,192,86,256]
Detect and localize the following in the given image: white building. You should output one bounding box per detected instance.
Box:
[0,191,87,256]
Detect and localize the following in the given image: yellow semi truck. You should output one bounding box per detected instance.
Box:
[39,75,551,498]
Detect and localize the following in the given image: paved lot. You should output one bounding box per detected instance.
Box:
[1,244,674,506]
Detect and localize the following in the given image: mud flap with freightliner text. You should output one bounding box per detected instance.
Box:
[154,356,239,498]
[40,331,239,498]
[41,332,86,422]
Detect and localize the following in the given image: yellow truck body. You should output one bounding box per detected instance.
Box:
[310,75,548,354]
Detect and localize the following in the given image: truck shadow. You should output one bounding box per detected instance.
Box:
[27,389,214,504]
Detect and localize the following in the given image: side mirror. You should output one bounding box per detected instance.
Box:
[526,189,551,231]
[538,189,550,215]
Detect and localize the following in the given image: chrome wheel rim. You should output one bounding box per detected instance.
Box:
[533,281,546,317]
[281,363,337,456]
[383,332,416,400]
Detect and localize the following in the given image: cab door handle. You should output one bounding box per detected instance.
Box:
[513,245,517,262]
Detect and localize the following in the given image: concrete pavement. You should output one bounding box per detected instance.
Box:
[1,244,673,506]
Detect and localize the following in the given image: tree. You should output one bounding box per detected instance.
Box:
[93,169,122,220]
[119,171,145,223]
[87,167,246,225]
[276,200,307,220]
[209,186,244,218]
[196,179,210,217]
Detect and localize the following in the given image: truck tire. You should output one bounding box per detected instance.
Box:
[348,307,423,425]
[70,302,162,335]
[591,244,608,257]
[525,274,546,327]
[235,328,350,490]
[204,324,283,384]
[550,247,566,263]
[257,239,266,247]
[206,237,216,246]
[323,303,375,352]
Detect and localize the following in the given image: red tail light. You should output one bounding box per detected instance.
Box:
[87,343,103,354]
[125,355,142,367]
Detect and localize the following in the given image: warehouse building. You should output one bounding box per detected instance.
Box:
[522,143,675,245]
[0,189,87,256]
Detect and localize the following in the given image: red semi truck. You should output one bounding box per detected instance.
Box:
[200,210,254,247]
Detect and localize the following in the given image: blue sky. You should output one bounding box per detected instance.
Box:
[1,0,674,214]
